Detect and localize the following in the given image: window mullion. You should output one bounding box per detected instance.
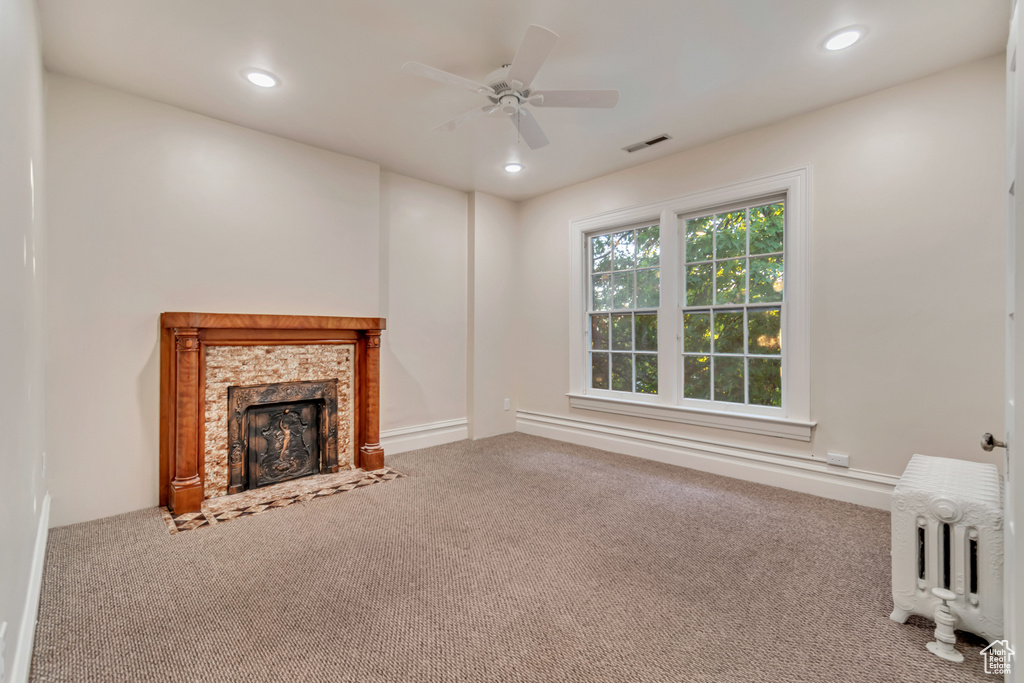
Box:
[744,207,751,406]
[745,207,752,307]
[651,209,676,403]
[743,307,750,406]
[629,311,635,393]
[709,350,715,403]
[711,220,717,309]
[710,217,717,404]
[629,230,635,394]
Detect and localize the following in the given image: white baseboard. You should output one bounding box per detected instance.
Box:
[516,410,898,510]
[381,418,468,455]
[10,492,49,683]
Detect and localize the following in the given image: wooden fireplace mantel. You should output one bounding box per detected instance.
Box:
[159,312,386,514]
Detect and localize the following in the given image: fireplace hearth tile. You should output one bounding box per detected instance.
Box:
[162,466,405,534]
[178,519,209,531]
[160,508,176,533]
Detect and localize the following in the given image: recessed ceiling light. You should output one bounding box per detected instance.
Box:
[243,69,279,88]
[824,28,863,51]
[505,163,523,173]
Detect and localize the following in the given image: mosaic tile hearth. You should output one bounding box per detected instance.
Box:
[161,467,405,534]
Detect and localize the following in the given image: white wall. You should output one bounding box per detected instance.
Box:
[379,171,468,432]
[0,0,48,678]
[45,75,381,526]
[45,75,478,527]
[516,56,1006,483]
[468,192,520,438]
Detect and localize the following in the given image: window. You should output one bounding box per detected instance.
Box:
[681,201,783,407]
[588,224,660,394]
[568,167,812,441]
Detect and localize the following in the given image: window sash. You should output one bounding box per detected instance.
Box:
[679,199,786,410]
[586,222,661,396]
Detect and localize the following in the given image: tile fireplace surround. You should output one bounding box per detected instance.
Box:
[159,312,386,515]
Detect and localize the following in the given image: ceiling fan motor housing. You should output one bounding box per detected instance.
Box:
[498,94,521,115]
[486,64,532,114]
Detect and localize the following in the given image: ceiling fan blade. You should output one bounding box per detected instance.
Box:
[531,89,619,108]
[511,108,549,150]
[507,25,558,89]
[433,105,497,132]
[402,61,493,95]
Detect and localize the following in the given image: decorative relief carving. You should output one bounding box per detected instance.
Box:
[203,344,355,499]
[365,331,381,348]
[226,379,338,493]
[174,330,200,352]
[249,403,319,487]
[927,497,963,524]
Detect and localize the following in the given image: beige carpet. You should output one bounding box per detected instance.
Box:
[30,433,990,682]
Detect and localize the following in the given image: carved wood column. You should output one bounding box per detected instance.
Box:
[359,329,385,470]
[169,328,204,513]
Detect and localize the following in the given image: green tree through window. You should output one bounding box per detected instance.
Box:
[683,202,783,407]
[589,224,660,394]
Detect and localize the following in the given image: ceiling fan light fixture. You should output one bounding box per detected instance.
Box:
[824,28,863,51]
[505,162,523,173]
[243,69,279,88]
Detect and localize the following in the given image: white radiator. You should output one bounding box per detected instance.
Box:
[890,454,1004,642]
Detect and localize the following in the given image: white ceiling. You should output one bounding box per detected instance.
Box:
[38,0,1009,201]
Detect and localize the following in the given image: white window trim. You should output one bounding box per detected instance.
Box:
[568,166,814,441]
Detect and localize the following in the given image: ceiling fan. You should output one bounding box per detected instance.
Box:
[402,25,619,150]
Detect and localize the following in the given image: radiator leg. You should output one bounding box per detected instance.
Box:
[889,607,910,623]
[926,588,964,663]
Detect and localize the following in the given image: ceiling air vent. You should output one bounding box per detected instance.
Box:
[622,134,672,153]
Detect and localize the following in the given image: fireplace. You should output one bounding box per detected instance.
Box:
[159,313,385,515]
[227,379,339,493]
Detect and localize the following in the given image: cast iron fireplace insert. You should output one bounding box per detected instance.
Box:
[226,379,339,493]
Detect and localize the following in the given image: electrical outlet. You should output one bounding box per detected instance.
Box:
[503,398,510,411]
[826,452,850,468]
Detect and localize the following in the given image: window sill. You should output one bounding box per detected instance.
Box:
[566,393,816,441]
